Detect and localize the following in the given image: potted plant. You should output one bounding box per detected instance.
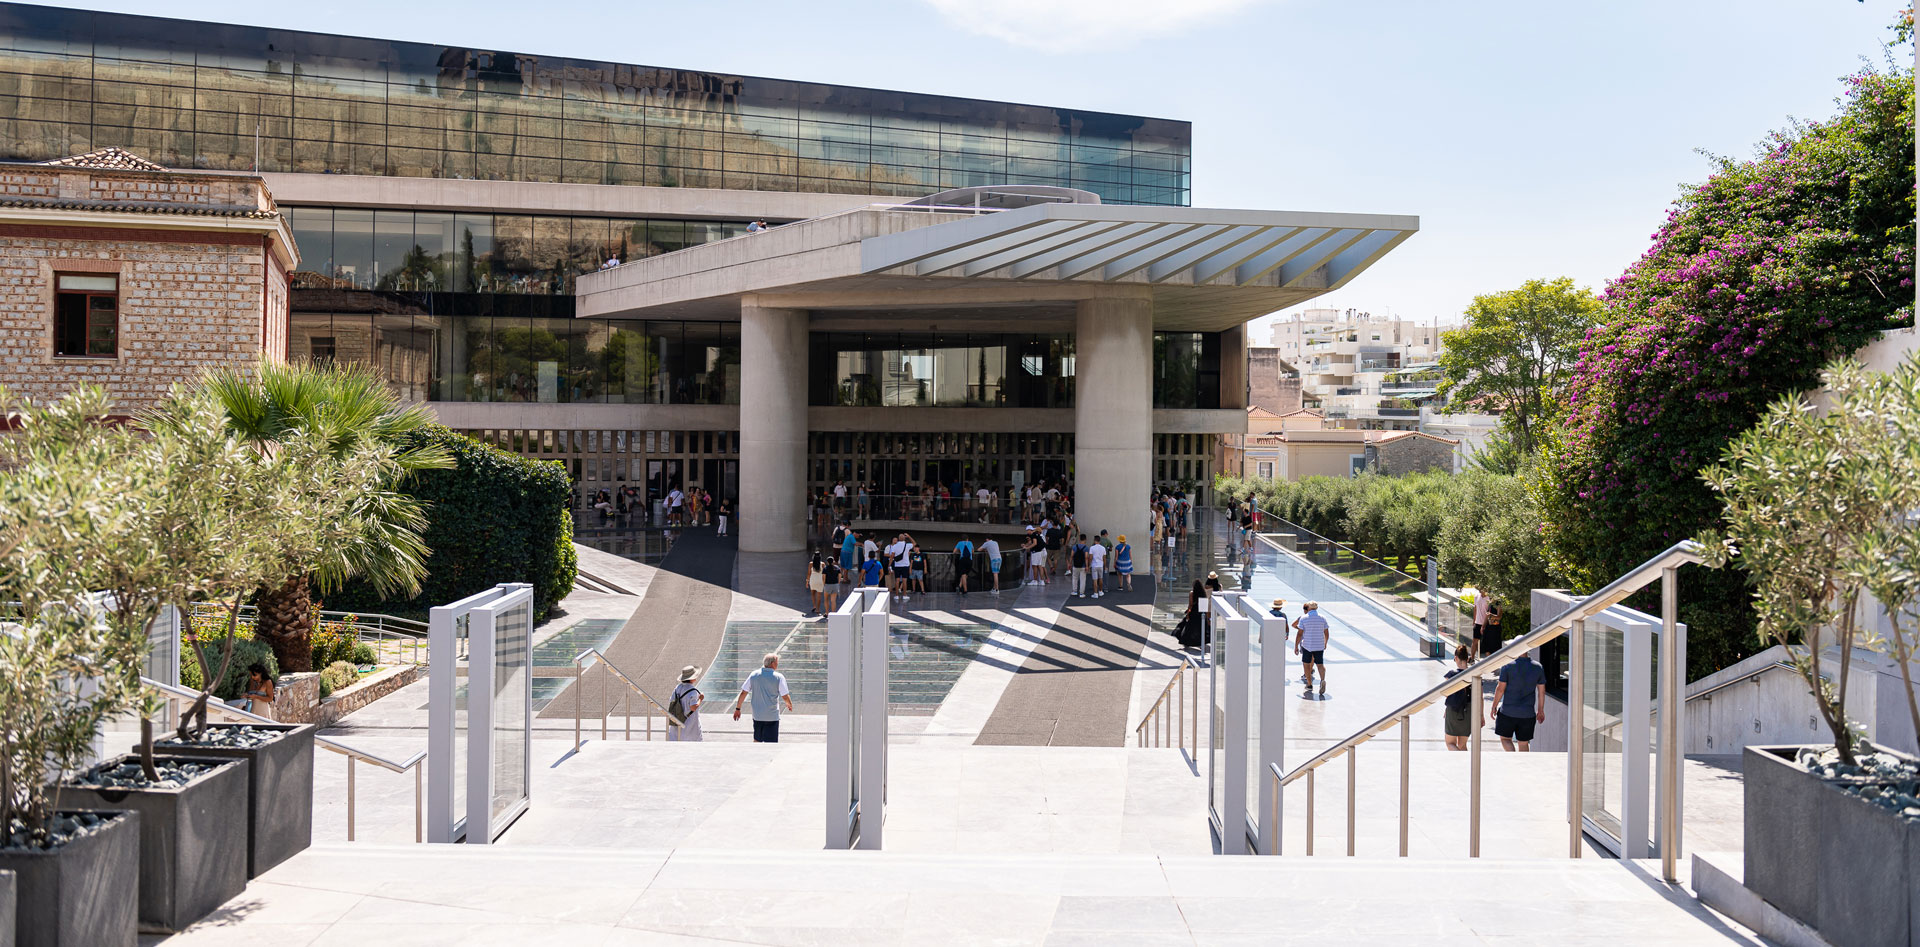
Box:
[0,387,146,947]
[1700,355,1920,947]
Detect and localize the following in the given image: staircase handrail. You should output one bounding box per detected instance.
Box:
[1275,539,1704,790]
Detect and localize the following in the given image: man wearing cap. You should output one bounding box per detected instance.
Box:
[668,665,705,742]
[1293,601,1331,697]
[732,653,794,743]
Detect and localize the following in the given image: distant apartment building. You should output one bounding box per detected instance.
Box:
[1267,306,1453,431]
[0,148,295,414]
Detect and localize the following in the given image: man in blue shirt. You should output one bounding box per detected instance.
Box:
[731,653,793,743]
[1487,652,1548,751]
[860,551,883,588]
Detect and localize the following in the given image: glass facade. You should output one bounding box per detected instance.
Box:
[808,330,1223,409]
[294,312,739,404]
[0,5,1192,205]
[285,206,745,295]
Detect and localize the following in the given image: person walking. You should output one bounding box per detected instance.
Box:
[667,665,704,742]
[1293,601,1331,697]
[980,536,1002,594]
[1176,579,1206,650]
[805,552,826,617]
[732,653,793,742]
[1113,535,1133,591]
[1024,528,1047,585]
[1488,650,1547,751]
[1470,589,1492,659]
[1479,597,1505,658]
[821,556,841,613]
[887,533,913,598]
[952,535,975,595]
[1443,645,1473,751]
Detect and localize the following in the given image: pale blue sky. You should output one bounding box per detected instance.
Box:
[60,0,1911,337]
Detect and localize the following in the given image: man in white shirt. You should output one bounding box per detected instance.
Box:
[979,537,1003,594]
[668,487,685,526]
[976,485,992,509]
[1293,602,1332,696]
[1086,539,1106,597]
[886,534,913,598]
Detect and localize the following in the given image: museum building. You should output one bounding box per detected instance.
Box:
[0,3,1415,555]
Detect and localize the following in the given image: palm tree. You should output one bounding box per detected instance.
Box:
[205,361,452,671]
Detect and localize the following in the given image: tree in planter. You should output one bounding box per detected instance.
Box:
[0,385,152,844]
[205,361,450,671]
[1699,356,1920,765]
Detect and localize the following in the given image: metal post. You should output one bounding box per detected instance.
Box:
[646,706,654,741]
[574,666,583,748]
[1658,567,1681,882]
[1305,769,1315,856]
[624,693,631,741]
[414,764,423,843]
[346,755,357,842]
[1177,666,1185,752]
[1399,718,1411,857]
[1470,671,1483,857]
[1269,770,1280,856]
[1346,748,1357,856]
[1568,617,1586,858]
[1189,661,1198,751]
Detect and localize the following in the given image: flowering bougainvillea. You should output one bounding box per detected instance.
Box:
[1534,67,1915,677]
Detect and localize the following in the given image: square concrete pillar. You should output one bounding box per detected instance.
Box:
[739,302,809,552]
[1073,296,1153,572]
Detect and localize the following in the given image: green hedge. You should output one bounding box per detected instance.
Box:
[324,425,576,621]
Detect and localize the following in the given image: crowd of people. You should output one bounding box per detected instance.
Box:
[583,483,730,535]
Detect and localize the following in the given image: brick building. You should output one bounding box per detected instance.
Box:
[0,148,296,412]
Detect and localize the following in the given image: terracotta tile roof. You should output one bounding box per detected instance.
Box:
[39,147,169,171]
[0,196,278,220]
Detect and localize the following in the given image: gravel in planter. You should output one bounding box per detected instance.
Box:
[0,810,139,947]
[60,756,248,934]
[2,812,117,853]
[155,725,278,750]
[69,760,217,792]
[1796,746,1920,819]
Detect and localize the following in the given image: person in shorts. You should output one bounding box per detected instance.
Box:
[952,535,975,595]
[981,536,1002,594]
[821,556,841,613]
[1292,601,1331,696]
[860,550,883,588]
[909,543,927,594]
[1442,645,1473,750]
[1488,651,1547,751]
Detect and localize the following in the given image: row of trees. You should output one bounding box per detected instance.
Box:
[1215,470,1551,627]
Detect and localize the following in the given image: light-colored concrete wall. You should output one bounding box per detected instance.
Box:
[1281,442,1364,480]
[1073,297,1153,568]
[262,173,891,222]
[1150,408,1248,434]
[739,301,809,552]
[424,402,740,431]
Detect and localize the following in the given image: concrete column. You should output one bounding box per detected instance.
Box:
[1220,322,1248,410]
[739,302,808,552]
[1073,297,1153,573]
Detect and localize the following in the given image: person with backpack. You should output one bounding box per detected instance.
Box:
[821,556,841,613]
[667,665,704,741]
[1069,533,1091,598]
[861,550,884,588]
[953,535,975,595]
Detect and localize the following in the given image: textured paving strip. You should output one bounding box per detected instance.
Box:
[539,527,736,719]
[975,581,1157,747]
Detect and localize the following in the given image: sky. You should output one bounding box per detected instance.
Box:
[50,0,1913,343]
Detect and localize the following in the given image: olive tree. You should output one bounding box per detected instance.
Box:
[1699,356,1920,765]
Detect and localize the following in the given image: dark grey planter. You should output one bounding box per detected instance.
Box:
[61,756,249,934]
[149,722,314,877]
[1744,744,1920,947]
[0,810,138,947]
[0,867,15,947]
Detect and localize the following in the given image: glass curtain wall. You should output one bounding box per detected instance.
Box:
[1152,331,1223,409]
[809,331,1070,408]
[282,206,743,294]
[0,5,1192,204]
[290,312,740,405]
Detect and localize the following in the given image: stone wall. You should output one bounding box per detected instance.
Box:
[1369,435,1455,476]
[273,665,421,729]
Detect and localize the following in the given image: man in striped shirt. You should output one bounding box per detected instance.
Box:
[1293,601,1331,697]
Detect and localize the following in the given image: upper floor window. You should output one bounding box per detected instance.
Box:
[54,274,118,358]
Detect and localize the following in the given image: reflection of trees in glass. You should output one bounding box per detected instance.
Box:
[467,326,582,402]
[601,330,660,402]
[375,244,443,291]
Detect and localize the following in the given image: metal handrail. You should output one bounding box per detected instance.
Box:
[140,676,424,842]
[189,602,429,665]
[1265,540,1704,876]
[572,647,671,744]
[1133,652,1200,752]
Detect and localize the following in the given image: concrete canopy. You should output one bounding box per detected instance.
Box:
[575,202,1417,331]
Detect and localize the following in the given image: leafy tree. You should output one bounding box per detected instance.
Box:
[1699,357,1920,763]
[206,361,451,671]
[1536,66,1914,678]
[1435,471,1554,630]
[1437,277,1602,456]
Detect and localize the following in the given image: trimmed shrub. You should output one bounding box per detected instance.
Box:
[309,616,359,669]
[181,637,280,701]
[1535,67,1915,677]
[320,660,358,696]
[324,425,577,620]
[349,642,377,666]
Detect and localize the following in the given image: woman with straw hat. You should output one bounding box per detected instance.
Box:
[668,665,705,742]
